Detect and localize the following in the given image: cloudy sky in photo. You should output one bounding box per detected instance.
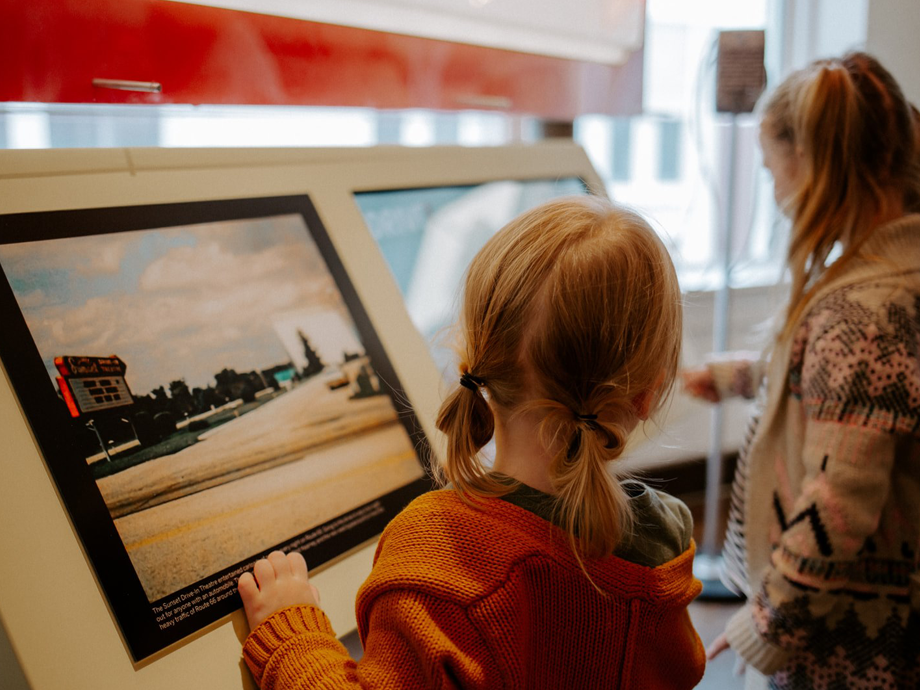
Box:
[0,214,361,396]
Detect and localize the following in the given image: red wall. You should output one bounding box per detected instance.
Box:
[0,0,643,119]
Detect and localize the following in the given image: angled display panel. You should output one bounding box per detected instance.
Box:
[0,195,431,659]
[0,142,606,690]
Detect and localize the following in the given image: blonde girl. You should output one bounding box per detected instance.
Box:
[237,195,706,689]
[686,52,920,689]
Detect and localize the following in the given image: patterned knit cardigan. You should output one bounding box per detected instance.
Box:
[719,215,920,688]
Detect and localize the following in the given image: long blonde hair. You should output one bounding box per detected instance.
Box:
[762,52,920,340]
[435,195,682,564]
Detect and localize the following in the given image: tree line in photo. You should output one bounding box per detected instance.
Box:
[69,332,329,480]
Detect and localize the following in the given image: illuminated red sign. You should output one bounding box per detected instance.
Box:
[55,355,127,377]
[54,355,134,417]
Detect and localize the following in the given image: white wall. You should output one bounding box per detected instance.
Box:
[776,0,869,73]
[774,0,920,101]
[866,0,920,105]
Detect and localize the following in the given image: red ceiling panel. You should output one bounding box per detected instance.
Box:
[0,0,643,119]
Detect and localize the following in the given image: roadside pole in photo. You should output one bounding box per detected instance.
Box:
[694,29,765,600]
[86,419,112,463]
[121,417,138,444]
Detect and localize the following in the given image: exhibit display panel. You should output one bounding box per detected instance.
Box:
[0,196,431,660]
[355,178,588,370]
[0,142,605,690]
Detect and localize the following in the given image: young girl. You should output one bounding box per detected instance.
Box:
[237,196,706,689]
[685,52,920,689]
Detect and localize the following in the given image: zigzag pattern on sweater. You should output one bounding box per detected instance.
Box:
[773,543,917,590]
[787,283,920,436]
[756,590,920,690]
[773,494,834,557]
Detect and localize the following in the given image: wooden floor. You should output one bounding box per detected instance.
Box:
[689,599,746,689]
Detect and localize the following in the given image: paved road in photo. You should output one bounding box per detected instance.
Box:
[96,377,425,600]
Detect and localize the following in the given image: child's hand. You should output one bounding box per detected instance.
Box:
[680,367,721,403]
[706,631,729,660]
[238,551,321,631]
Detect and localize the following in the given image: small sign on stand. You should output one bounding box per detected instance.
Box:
[716,30,766,114]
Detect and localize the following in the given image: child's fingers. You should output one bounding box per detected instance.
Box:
[238,572,259,609]
[238,552,323,632]
[253,557,277,587]
[288,551,308,580]
[287,552,320,606]
[681,369,720,403]
[267,550,291,577]
[706,632,730,660]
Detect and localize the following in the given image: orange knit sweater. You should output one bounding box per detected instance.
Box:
[243,490,706,689]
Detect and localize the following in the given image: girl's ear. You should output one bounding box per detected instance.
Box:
[632,371,665,420]
[632,389,654,421]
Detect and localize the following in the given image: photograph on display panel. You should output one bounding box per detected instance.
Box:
[355,177,587,370]
[0,195,432,660]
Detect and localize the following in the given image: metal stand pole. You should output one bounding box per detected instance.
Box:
[86,420,112,463]
[695,115,744,600]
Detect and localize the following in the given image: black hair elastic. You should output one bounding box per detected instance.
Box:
[572,412,618,451]
[459,372,486,392]
[573,412,599,431]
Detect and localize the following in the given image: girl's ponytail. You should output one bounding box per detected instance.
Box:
[781,63,863,336]
[763,53,920,340]
[435,367,500,495]
[506,392,636,589]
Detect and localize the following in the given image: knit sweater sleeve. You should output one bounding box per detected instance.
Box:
[242,591,499,690]
[726,288,920,675]
[705,351,765,400]
[242,604,357,689]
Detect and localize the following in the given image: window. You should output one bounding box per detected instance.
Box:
[657,119,681,180]
[611,118,632,181]
[0,103,526,150]
[574,0,780,290]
